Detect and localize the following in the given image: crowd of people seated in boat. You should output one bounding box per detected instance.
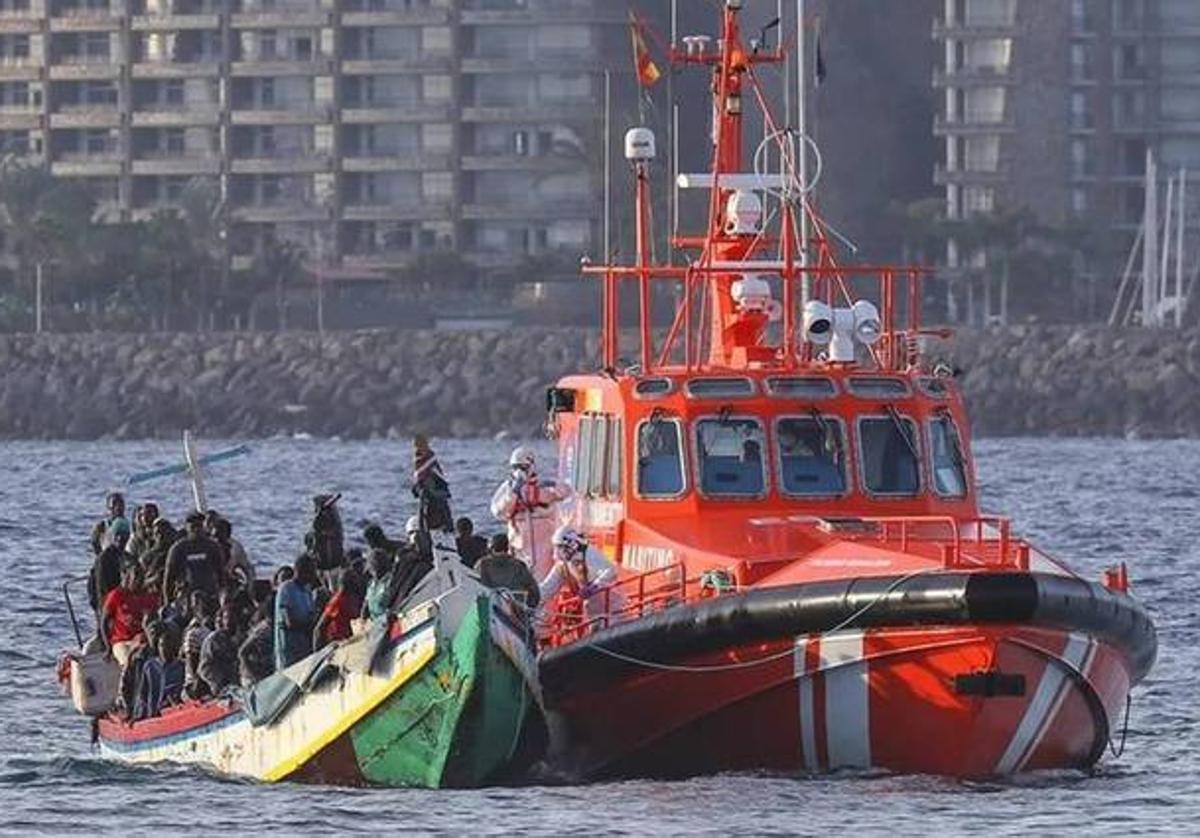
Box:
[85,493,536,723]
[83,439,623,723]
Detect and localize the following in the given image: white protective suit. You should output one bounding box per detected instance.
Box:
[538,545,625,621]
[490,471,573,580]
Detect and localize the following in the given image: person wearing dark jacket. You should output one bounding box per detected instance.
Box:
[238,600,275,686]
[477,534,540,609]
[308,494,345,578]
[89,517,132,616]
[411,436,453,533]
[162,511,225,602]
[199,603,241,695]
[454,517,488,569]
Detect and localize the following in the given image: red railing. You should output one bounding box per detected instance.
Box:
[539,516,1031,649]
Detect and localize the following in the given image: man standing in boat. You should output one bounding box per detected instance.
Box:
[490,446,572,580]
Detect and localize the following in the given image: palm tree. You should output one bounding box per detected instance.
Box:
[0,160,96,330]
[251,235,307,330]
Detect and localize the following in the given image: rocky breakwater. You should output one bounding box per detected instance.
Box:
[948,325,1200,438]
[1,326,1199,440]
[0,330,598,440]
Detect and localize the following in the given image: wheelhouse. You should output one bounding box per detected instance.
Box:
[550,367,978,530]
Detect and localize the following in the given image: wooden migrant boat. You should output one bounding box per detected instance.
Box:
[64,548,543,788]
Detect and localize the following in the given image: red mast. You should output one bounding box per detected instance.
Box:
[589,0,933,377]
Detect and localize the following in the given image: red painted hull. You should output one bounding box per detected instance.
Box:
[544,625,1132,779]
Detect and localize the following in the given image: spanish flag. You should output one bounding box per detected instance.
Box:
[630,12,661,88]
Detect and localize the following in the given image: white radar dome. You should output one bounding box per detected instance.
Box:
[625,127,656,162]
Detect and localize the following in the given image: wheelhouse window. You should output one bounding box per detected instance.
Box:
[695,417,766,497]
[858,414,920,496]
[777,416,846,496]
[574,414,623,499]
[930,415,968,497]
[636,418,685,497]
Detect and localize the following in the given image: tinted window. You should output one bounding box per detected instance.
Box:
[859,416,920,495]
[930,415,968,497]
[635,378,672,397]
[607,418,623,497]
[686,377,755,398]
[848,377,910,398]
[766,376,837,398]
[574,416,593,493]
[696,418,766,496]
[587,417,608,498]
[777,417,846,495]
[637,420,685,497]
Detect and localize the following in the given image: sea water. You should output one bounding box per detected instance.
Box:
[0,438,1194,835]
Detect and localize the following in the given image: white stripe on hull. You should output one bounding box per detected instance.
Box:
[794,637,818,772]
[794,631,871,771]
[994,632,1094,774]
[821,631,871,770]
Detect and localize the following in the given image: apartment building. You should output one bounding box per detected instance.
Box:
[935,0,1200,275]
[0,0,625,277]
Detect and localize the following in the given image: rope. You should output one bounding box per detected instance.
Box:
[1109,693,1132,758]
[575,567,941,674]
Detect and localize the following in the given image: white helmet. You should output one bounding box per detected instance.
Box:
[551,524,587,554]
[509,445,536,470]
[405,515,421,536]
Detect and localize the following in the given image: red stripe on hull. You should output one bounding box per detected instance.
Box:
[545,626,1127,779]
[98,700,240,745]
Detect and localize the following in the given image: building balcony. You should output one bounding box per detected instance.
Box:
[0,108,41,129]
[461,2,625,26]
[340,103,452,123]
[49,17,121,34]
[0,60,40,81]
[932,18,1016,40]
[461,104,597,123]
[131,104,220,126]
[462,153,580,171]
[341,9,450,27]
[340,55,453,75]
[230,105,333,125]
[230,11,330,28]
[460,53,607,74]
[230,154,333,174]
[342,202,450,222]
[462,198,595,221]
[130,13,220,30]
[131,60,221,78]
[340,250,419,270]
[342,153,451,172]
[934,164,1008,186]
[131,154,221,175]
[0,17,40,35]
[932,66,1013,88]
[50,154,123,176]
[230,59,334,77]
[933,114,1015,136]
[48,60,121,80]
[232,203,330,223]
[48,107,121,128]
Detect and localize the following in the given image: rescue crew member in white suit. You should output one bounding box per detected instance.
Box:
[539,525,624,621]
[490,446,572,580]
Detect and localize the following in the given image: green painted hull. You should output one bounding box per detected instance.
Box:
[346,595,538,788]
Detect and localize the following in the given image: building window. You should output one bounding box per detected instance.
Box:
[1070,44,1094,81]
[1115,43,1145,80]
[163,79,184,106]
[1071,0,1097,33]
[1071,138,1094,177]
[164,128,184,154]
[1114,89,1145,127]
[1071,187,1089,215]
[1070,91,1093,130]
[1113,0,1144,31]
